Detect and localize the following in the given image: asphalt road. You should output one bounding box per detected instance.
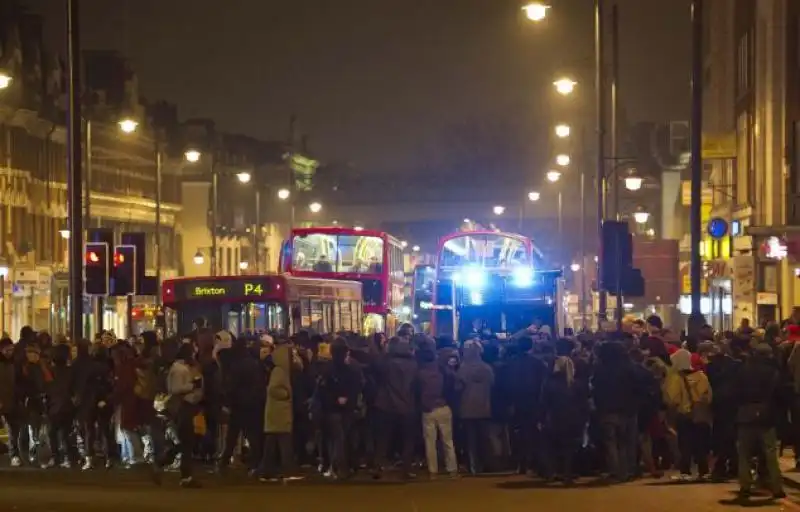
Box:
[1,469,798,512]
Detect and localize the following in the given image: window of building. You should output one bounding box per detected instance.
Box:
[736,112,753,205]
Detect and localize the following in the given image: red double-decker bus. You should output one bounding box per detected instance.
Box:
[431,230,565,341]
[162,274,363,337]
[280,227,405,334]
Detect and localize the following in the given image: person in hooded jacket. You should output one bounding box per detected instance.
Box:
[0,337,20,466]
[507,336,548,475]
[77,342,117,470]
[316,340,363,479]
[733,344,785,501]
[705,341,741,481]
[456,340,494,475]
[416,340,458,479]
[44,343,78,469]
[18,343,51,466]
[217,334,267,474]
[591,341,641,482]
[260,342,304,482]
[542,340,589,485]
[372,336,418,479]
[664,348,713,481]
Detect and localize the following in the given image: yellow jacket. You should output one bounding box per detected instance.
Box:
[664,369,713,424]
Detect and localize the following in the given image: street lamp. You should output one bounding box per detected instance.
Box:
[412,245,421,252]
[354,225,364,231]
[117,118,139,134]
[59,228,70,239]
[625,175,643,191]
[570,263,581,272]
[546,170,562,183]
[239,261,249,271]
[522,2,549,22]
[193,250,205,265]
[309,202,322,213]
[554,124,571,138]
[553,78,577,96]
[401,241,408,249]
[277,188,291,200]
[528,191,541,202]
[236,171,252,184]
[493,205,505,215]
[0,72,11,90]
[184,149,201,163]
[556,154,571,167]
[463,218,471,223]
[634,211,650,224]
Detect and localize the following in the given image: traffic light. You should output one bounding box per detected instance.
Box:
[601,220,646,297]
[84,242,110,295]
[112,244,137,296]
[122,232,146,294]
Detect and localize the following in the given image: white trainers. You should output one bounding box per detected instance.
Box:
[10,456,21,468]
[41,458,55,469]
[60,460,72,469]
[82,459,94,471]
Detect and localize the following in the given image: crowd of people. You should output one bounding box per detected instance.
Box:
[0,314,798,502]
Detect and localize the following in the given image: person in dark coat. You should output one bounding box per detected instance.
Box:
[542,346,589,484]
[317,340,363,479]
[734,344,785,501]
[456,340,494,475]
[591,341,641,482]
[706,343,741,481]
[45,344,78,468]
[18,343,50,466]
[372,337,418,479]
[0,337,20,466]
[218,335,268,473]
[507,336,548,475]
[80,343,117,470]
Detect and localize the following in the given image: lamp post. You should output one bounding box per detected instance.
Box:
[67,0,84,343]
[522,2,549,22]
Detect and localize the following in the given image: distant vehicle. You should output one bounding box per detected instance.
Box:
[280,227,405,334]
[431,230,564,342]
[410,264,435,333]
[161,274,363,337]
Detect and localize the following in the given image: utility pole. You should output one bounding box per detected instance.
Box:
[611,4,623,331]
[689,0,705,333]
[595,0,608,325]
[66,0,84,342]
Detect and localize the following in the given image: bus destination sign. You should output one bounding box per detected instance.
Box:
[178,278,273,301]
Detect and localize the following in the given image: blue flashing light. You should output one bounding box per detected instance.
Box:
[462,265,487,289]
[512,266,534,287]
[469,291,483,305]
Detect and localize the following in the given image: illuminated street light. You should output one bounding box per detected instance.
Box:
[463,218,471,223]
[118,118,139,134]
[332,220,339,225]
[556,154,571,167]
[239,261,249,270]
[401,241,408,249]
[309,202,322,213]
[528,191,541,202]
[625,175,643,191]
[184,149,201,163]
[412,245,421,252]
[493,205,505,215]
[570,263,581,272]
[277,188,290,200]
[554,78,577,96]
[59,228,70,239]
[193,250,205,265]
[236,171,252,184]
[546,170,562,183]
[0,72,12,90]
[354,225,364,231]
[634,211,650,224]
[646,228,656,237]
[522,2,549,22]
[554,124,571,138]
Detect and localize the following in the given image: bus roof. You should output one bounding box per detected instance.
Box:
[438,231,544,260]
[291,226,401,244]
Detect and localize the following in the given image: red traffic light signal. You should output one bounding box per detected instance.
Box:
[112,245,137,296]
[84,242,110,295]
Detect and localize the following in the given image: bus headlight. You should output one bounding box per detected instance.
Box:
[512,267,534,287]
[463,266,487,289]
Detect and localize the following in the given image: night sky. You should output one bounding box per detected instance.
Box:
[35,0,690,174]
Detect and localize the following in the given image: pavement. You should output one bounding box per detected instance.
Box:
[2,468,800,512]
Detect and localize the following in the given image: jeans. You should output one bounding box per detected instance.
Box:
[737,426,783,495]
[1,412,20,459]
[48,413,78,464]
[326,412,355,476]
[422,406,457,475]
[711,413,737,477]
[374,410,417,475]
[81,406,117,462]
[600,413,637,480]
[675,416,710,476]
[463,418,491,475]
[261,432,296,478]
[159,404,196,480]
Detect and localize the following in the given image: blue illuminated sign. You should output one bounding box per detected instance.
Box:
[707,218,729,239]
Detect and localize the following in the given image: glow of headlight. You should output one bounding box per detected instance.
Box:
[463,266,487,289]
[512,266,534,287]
[470,291,483,305]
